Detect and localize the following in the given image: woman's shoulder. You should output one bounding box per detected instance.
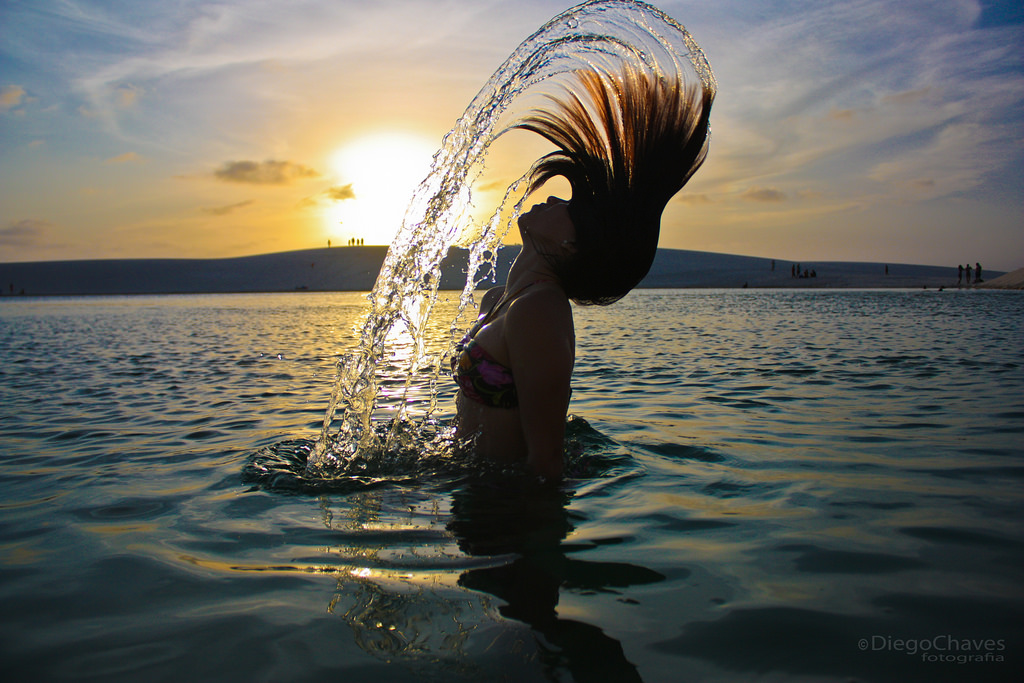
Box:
[504,282,574,369]
[506,282,572,328]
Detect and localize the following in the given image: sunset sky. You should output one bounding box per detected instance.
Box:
[2,0,1022,270]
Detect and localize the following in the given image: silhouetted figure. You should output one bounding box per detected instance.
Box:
[771,259,775,271]
[975,262,982,283]
[791,264,796,277]
[958,264,963,285]
[328,239,331,248]
[965,263,973,284]
[884,264,888,275]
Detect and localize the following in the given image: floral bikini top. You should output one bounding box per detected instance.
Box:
[451,283,537,409]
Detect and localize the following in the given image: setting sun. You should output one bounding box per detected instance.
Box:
[326,132,437,245]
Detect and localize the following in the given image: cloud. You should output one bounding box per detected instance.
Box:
[201,200,255,216]
[700,0,1024,212]
[298,184,358,208]
[742,187,787,203]
[105,152,143,163]
[867,122,1010,194]
[0,85,26,112]
[213,160,320,184]
[57,0,499,150]
[116,84,143,107]
[675,193,713,205]
[0,219,52,246]
[881,87,935,106]
[325,184,356,201]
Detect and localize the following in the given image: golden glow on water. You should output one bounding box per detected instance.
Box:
[0,544,49,566]
[0,490,67,509]
[650,491,811,519]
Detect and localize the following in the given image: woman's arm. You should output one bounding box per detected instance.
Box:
[504,289,575,479]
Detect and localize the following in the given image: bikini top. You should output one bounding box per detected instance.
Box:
[451,283,538,409]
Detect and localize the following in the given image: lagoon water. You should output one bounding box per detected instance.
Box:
[1,288,1021,682]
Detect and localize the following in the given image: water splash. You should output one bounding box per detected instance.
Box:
[305,0,715,477]
[249,415,636,493]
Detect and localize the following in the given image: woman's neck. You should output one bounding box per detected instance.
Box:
[505,244,561,293]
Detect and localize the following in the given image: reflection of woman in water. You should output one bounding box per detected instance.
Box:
[452,64,714,478]
[448,478,664,681]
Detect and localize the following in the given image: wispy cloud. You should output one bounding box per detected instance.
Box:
[868,121,1012,195]
[298,184,358,209]
[213,160,320,185]
[675,193,713,206]
[0,218,52,246]
[105,151,142,163]
[742,187,786,203]
[201,200,255,216]
[116,84,142,107]
[324,184,356,201]
[0,85,26,112]
[700,0,1024,210]
[54,0,506,147]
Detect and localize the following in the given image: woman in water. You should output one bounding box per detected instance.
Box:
[452,64,714,479]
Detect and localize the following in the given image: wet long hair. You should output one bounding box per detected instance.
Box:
[515,63,713,305]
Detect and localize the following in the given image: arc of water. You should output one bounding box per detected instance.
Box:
[306,0,714,476]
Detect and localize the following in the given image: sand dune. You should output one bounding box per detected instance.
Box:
[977,267,1024,290]
[0,246,1009,296]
